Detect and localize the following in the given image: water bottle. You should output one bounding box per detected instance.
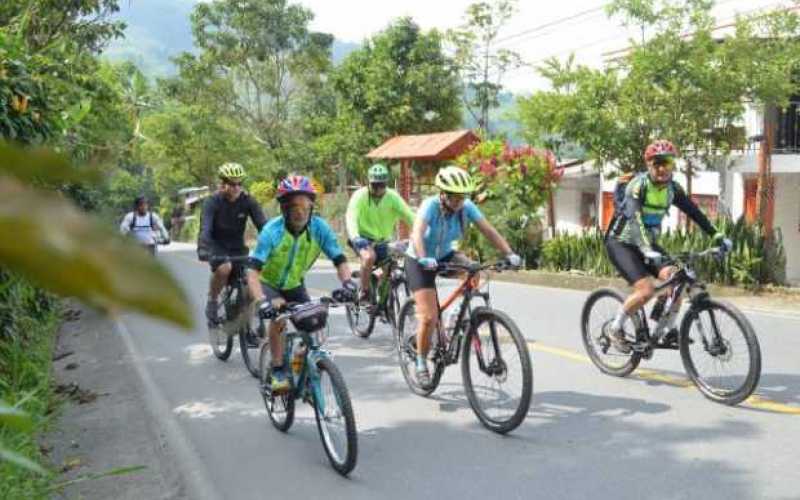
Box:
[291,339,306,377]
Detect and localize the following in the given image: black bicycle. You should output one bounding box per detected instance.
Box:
[581,247,762,406]
[345,240,409,338]
[396,261,533,434]
[258,292,357,476]
[207,255,262,378]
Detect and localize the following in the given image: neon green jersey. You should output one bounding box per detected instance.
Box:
[345,187,415,242]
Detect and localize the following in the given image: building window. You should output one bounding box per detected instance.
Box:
[580,192,597,228]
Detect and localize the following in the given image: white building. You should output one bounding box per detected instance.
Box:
[549,106,800,284]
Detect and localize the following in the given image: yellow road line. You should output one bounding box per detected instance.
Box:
[527,341,800,415]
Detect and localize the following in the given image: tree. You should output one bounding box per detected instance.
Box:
[517,0,800,178]
[332,17,462,175]
[447,0,524,134]
[172,0,333,150]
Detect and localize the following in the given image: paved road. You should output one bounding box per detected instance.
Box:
[118,246,800,500]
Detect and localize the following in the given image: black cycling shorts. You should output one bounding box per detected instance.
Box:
[348,238,390,264]
[405,251,465,292]
[606,238,669,285]
[209,244,248,272]
[261,282,311,305]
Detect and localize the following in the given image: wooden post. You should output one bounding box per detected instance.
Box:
[685,159,693,231]
[756,110,776,237]
[547,189,556,238]
[398,159,413,239]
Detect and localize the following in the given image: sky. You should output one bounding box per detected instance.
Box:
[291,0,792,93]
[178,0,791,93]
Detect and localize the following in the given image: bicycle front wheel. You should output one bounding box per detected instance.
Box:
[679,299,761,406]
[346,275,377,338]
[461,308,532,434]
[312,357,358,476]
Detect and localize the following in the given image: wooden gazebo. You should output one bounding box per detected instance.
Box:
[366,129,480,201]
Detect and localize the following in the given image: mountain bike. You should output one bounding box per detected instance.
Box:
[345,240,409,338]
[396,261,533,434]
[581,247,761,406]
[258,291,357,476]
[207,255,262,378]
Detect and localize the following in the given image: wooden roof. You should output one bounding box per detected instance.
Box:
[366,130,480,162]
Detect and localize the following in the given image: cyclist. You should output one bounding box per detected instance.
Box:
[345,163,415,302]
[119,195,170,255]
[405,166,521,386]
[246,174,356,393]
[198,162,267,325]
[604,140,732,352]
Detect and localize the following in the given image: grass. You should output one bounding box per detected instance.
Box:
[0,274,61,500]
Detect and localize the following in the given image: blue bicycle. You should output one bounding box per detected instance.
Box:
[258,292,357,476]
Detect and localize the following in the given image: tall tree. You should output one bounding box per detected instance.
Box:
[447,0,524,134]
[171,0,333,149]
[332,17,462,166]
[518,0,800,177]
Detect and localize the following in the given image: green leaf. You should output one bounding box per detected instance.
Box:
[0,178,193,328]
[0,445,46,475]
[0,401,33,432]
[0,143,102,185]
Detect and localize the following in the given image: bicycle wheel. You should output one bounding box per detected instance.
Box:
[387,278,408,330]
[239,304,262,377]
[581,288,641,377]
[346,274,376,338]
[461,308,532,434]
[312,357,358,476]
[396,299,444,397]
[679,299,761,406]
[209,289,233,360]
[259,341,294,432]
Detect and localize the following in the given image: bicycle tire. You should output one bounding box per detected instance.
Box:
[396,299,444,397]
[580,288,641,377]
[259,342,294,432]
[312,357,358,476]
[346,275,377,338]
[461,308,532,434]
[209,288,233,360]
[679,299,761,406]
[240,325,261,378]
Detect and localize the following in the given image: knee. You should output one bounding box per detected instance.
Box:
[417,312,438,330]
[361,251,375,267]
[634,280,656,301]
[216,262,232,277]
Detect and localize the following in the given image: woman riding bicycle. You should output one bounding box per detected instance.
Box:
[405,166,521,386]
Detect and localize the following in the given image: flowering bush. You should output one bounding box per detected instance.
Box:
[455,140,562,266]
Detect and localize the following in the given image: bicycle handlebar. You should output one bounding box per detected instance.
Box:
[436,260,518,275]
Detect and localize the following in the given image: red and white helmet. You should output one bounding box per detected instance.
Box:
[276,175,316,202]
[644,140,678,161]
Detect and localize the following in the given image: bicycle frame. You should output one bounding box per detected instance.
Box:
[434,268,492,368]
[279,330,330,407]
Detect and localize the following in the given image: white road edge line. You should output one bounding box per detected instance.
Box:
[115,319,222,500]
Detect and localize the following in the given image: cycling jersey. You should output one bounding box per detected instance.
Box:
[249,215,346,290]
[406,196,484,260]
[610,173,716,251]
[199,192,267,253]
[345,187,415,242]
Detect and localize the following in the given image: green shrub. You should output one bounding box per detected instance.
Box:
[538,217,786,288]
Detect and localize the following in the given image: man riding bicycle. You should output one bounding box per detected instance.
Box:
[246,174,356,393]
[119,195,170,255]
[346,163,415,303]
[405,166,522,386]
[604,140,732,353]
[198,162,267,325]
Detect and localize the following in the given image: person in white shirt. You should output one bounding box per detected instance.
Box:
[119,195,170,255]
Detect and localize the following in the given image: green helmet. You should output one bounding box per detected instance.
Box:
[218,162,246,181]
[435,165,475,194]
[368,163,390,184]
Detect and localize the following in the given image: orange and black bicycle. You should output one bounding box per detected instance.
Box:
[395,260,533,434]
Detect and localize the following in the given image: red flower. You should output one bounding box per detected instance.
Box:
[479,160,497,177]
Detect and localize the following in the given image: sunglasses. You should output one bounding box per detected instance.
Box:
[370,183,387,190]
[223,180,243,187]
[444,192,466,202]
[652,156,675,168]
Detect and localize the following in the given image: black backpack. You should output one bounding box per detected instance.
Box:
[605,172,639,239]
[128,212,156,231]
